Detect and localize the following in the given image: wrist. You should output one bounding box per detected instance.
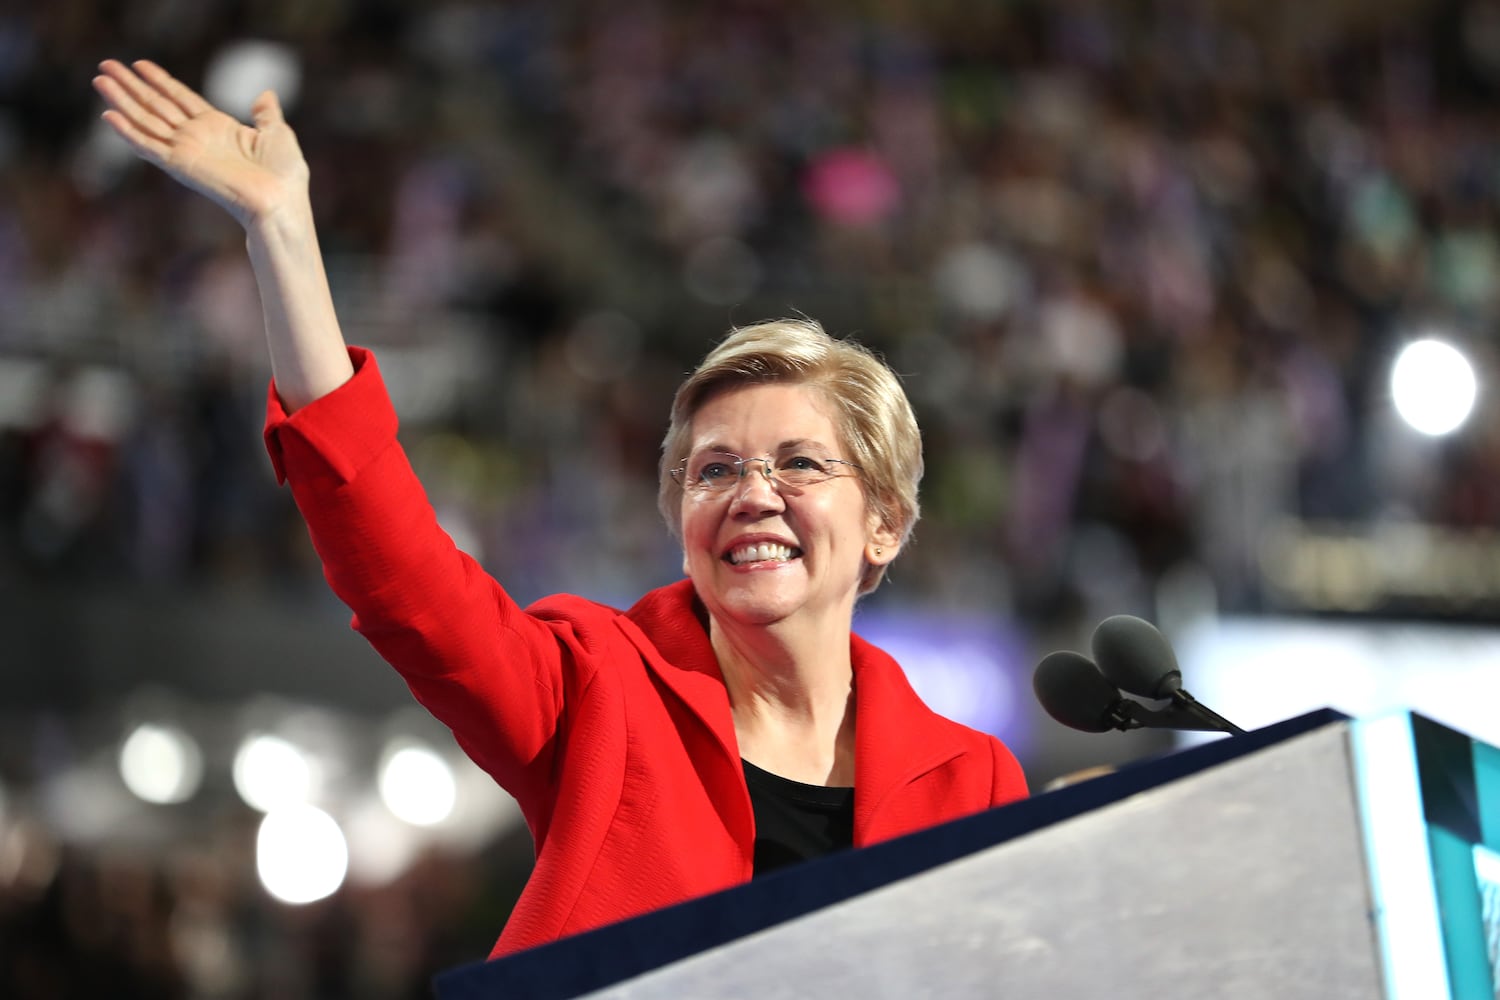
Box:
[244,192,317,248]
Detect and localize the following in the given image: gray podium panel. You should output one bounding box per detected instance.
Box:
[586,724,1383,999]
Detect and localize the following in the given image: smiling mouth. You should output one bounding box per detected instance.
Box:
[725,542,802,565]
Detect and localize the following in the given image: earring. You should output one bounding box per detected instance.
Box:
[875,547,883,556]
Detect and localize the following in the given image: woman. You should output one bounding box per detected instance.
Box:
[91,59,1028,958]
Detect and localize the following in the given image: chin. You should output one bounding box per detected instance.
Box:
[716,591,800,627]
[702,574,806,628]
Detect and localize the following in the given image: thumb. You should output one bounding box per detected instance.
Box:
[250,90,284,129]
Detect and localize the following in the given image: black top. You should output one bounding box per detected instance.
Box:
[742,759,855,876]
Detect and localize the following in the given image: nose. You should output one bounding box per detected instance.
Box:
[728,458,784,513]
[738,457,776,486]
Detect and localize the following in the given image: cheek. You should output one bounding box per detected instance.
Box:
[680,502,716,553]
[829,494,876,543]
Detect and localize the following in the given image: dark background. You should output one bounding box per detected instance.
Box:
[3,0,1499,995]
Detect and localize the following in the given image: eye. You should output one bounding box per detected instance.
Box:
[782,455,826,473]
[698,461,736,482]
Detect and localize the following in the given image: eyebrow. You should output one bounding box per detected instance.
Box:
[690,438,834,456]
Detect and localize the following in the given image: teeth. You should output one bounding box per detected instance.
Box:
[729,542,797,565]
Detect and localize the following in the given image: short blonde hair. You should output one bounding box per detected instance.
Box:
[658,318,922,595]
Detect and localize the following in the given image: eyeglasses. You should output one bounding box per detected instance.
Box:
[671,452,862,496]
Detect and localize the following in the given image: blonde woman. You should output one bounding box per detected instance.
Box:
[92,59,1027,959]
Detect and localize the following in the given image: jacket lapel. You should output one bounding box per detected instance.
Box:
[618,581,754,849]
[619,580,740,757]
[620,581,973,849]
[850,634,970,843]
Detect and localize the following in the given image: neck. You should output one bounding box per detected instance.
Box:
[713,617,857,786]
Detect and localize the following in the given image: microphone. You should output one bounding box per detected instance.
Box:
[1032,650,1242,734]
[1090,615,1246,736]
[1032,650,1230,734]
[1033,650,1144,733]
[1032,651,1224,735]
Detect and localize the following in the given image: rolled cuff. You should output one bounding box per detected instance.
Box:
[262,346,398,486]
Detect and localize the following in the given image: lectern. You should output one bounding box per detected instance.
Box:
[434,709,1500,999]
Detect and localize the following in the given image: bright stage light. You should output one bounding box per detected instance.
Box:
[119,723,203,805]
[204,40,302,120]
[345,796,422,887]
[1390,337,1478,437]
[378,744,456,827]
[232,734,312,813]
[256,805,348,904]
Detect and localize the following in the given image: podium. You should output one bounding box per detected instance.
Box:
[434,709,1500,999]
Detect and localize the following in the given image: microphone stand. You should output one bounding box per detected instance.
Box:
[1167,691,1247,736]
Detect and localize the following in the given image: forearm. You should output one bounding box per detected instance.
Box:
[277,404,567,793]
[246,198,354,412]
[264,351,569,791]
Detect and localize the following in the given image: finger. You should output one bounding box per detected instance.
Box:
[92,73,179,145]
[250,90,284,130]
[94,73,177,144]
[132,59,214,119]
[98,59,191,129]
[98,108,174,168]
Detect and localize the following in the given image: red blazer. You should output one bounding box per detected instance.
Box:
[264,348,1029,958]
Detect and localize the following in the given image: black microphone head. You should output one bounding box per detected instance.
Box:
[1033,650,1123,733]
[1091,614,1181,700]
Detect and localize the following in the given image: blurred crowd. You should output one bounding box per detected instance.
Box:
[1,808,532,999]
[5,0,1500,622]
[6,0,1500,994]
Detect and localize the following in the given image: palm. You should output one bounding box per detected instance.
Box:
[158,108,302,222]
[93,60,307,228]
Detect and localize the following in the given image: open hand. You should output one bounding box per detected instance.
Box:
[93,59,310,229]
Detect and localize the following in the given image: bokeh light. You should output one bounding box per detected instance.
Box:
[255,805,348,904]
[344,796,423,887]
[119,723,204,805]
[1390,337,1479,437]
[378,744,457,827]
[203,40,302,119]
[232,734,312,813]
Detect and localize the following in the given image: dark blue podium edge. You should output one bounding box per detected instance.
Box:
[435,708,1348,999]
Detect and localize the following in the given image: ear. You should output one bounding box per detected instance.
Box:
[682,549,692,577]
[865,514,901,566]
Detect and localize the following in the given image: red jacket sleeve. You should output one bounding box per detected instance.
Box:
[262,348,582,819]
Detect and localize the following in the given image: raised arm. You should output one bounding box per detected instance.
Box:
[92,59,352,410]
